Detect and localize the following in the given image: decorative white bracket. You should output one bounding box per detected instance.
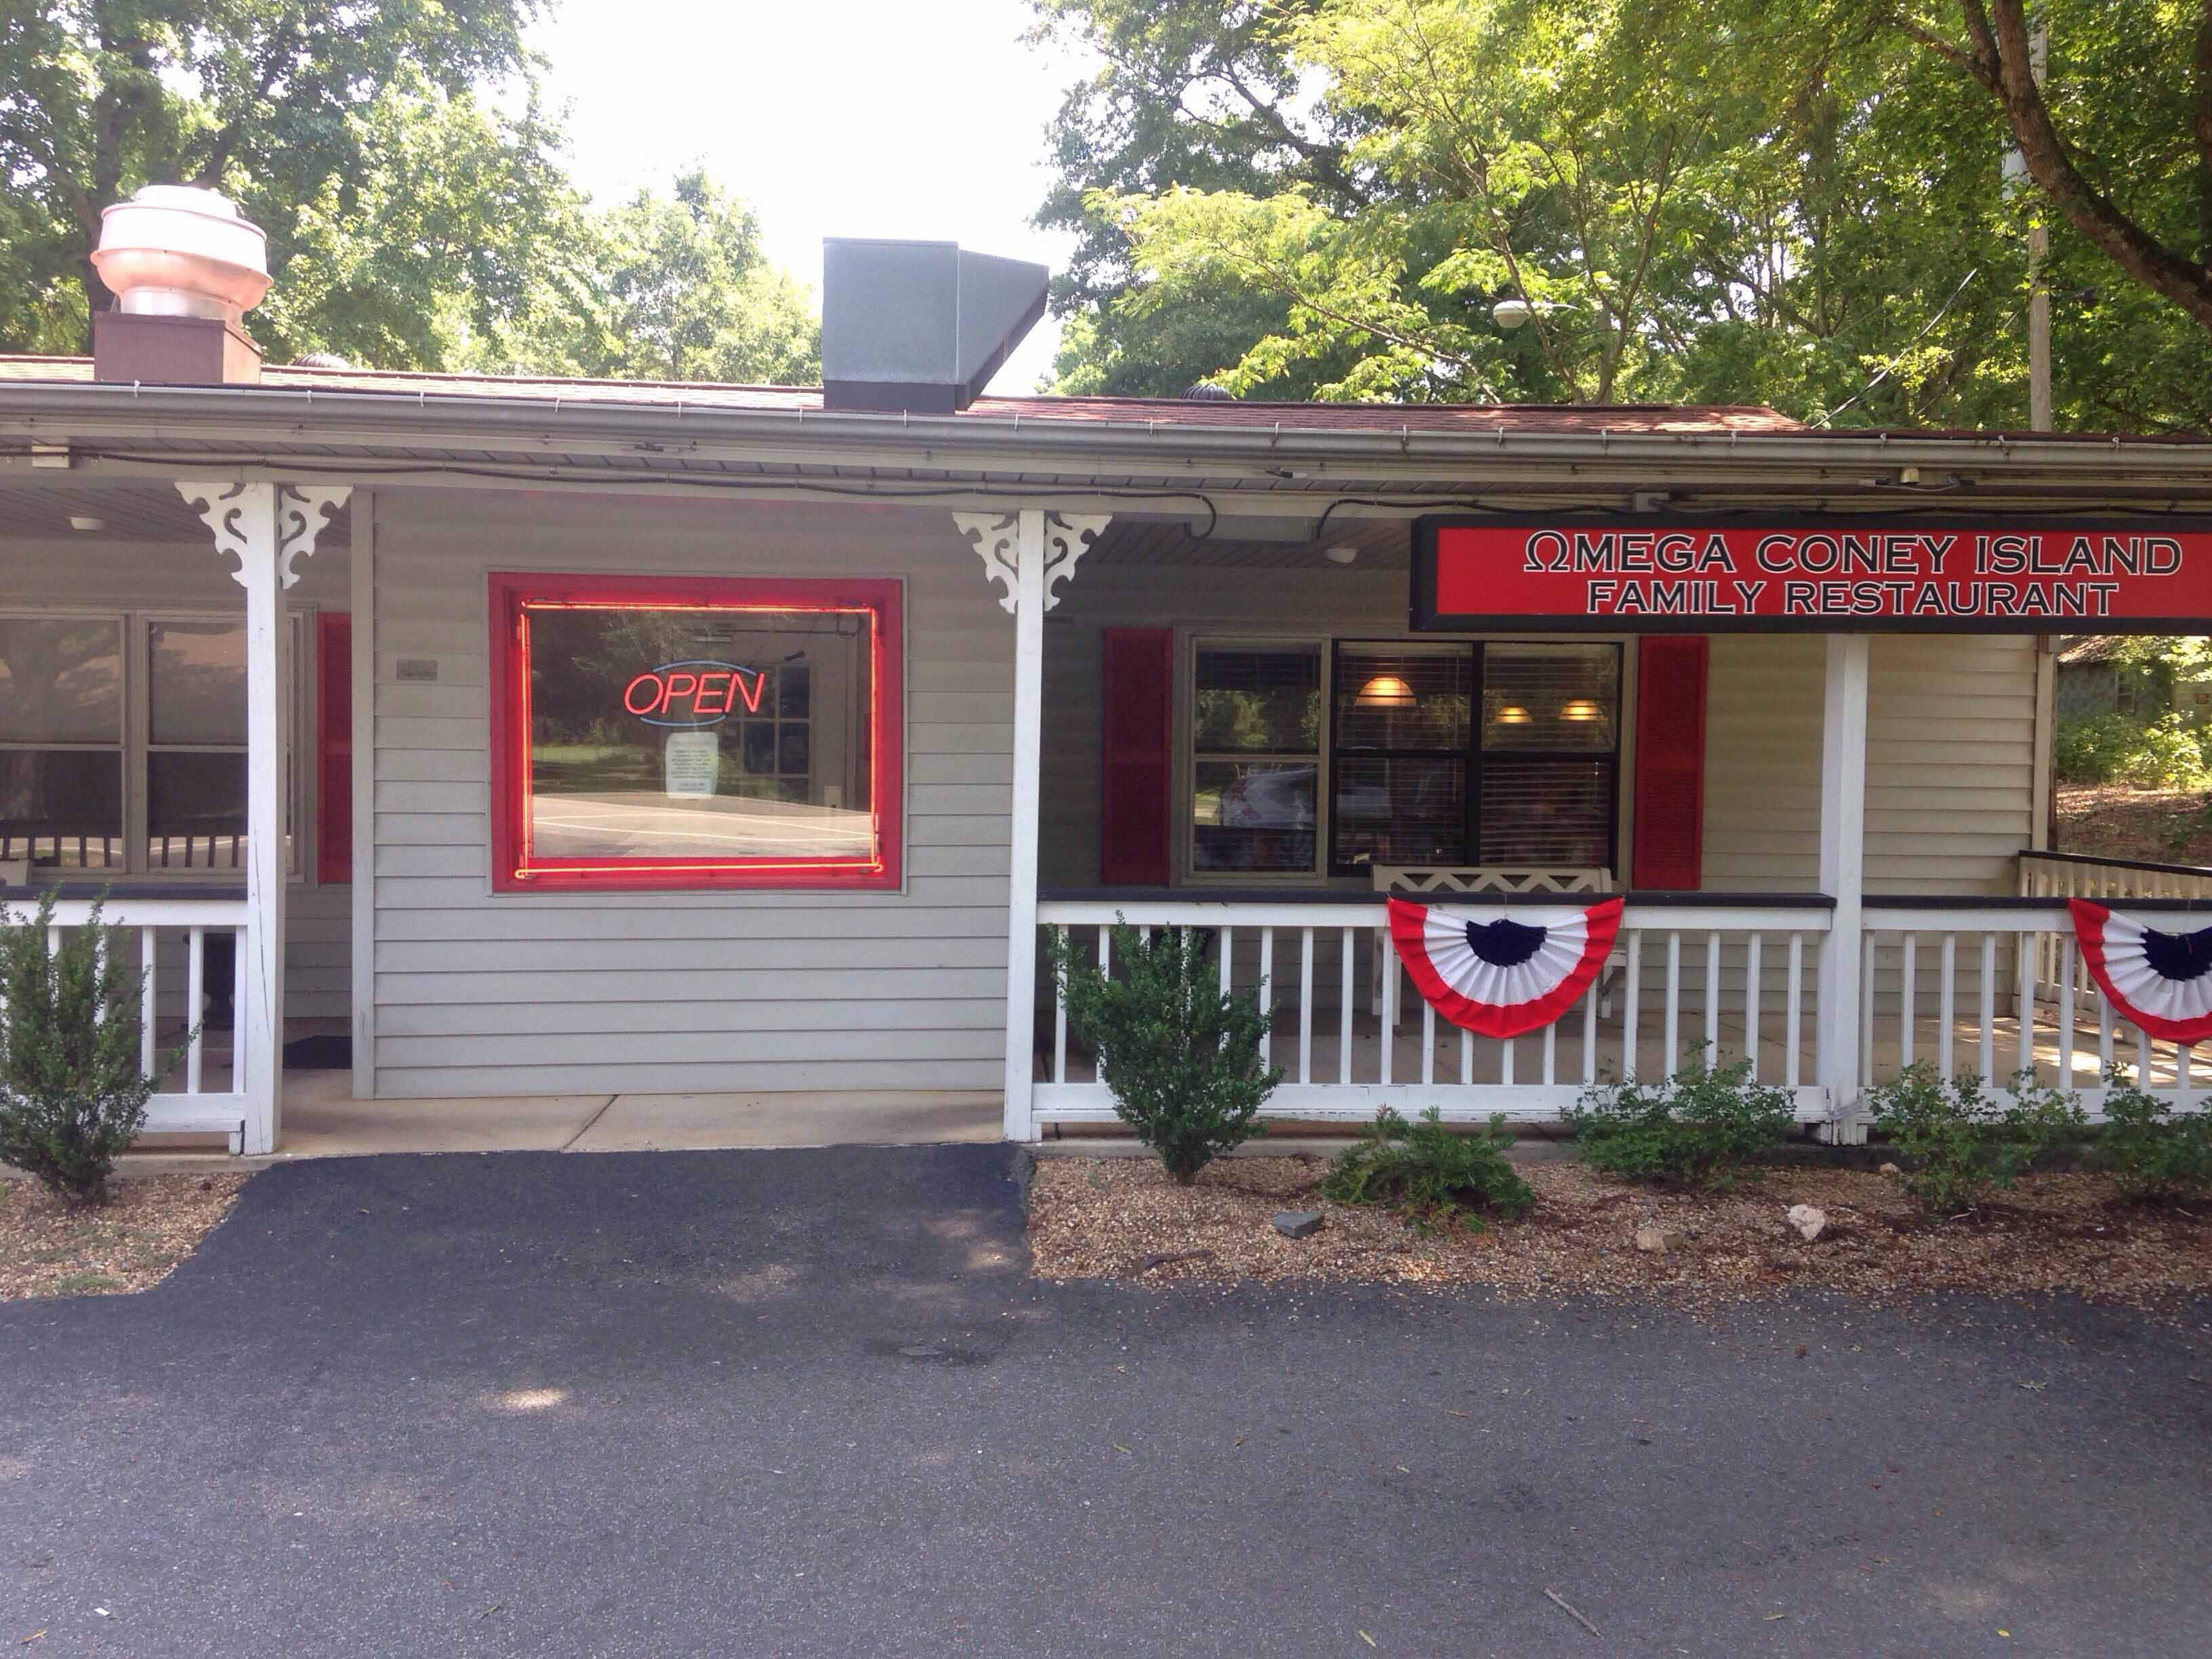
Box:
[954,511,1020,613]
[953,510,1113,613]
[1042,513,1112,611]
[176,480,353,588]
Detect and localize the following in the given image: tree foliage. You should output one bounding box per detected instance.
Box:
[1035,0,2212,429]
[0,3,817,382]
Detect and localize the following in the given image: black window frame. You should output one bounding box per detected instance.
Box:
[1326,638,1622,876]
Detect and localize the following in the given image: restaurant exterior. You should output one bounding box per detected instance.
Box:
[6,192,2212,1158]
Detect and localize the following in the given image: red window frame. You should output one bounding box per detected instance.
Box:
[488,571,903,893]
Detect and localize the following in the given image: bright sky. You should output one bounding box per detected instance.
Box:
[531,0,1097,394]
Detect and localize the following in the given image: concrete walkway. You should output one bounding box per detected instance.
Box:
[270,1071,1002,1158]
[1,1146,2209,1656]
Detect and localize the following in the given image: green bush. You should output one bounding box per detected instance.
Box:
[1865,1064,2087,1214]
[2053,711,2209,790]
[1049,922,1278,1184]
[1566,1054,1795,1188]
[0,892,178,1207]
[1321,1107,1534,1231]
[2097,1074,2212,1202]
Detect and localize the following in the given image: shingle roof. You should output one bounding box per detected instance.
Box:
[0,354,1802,434]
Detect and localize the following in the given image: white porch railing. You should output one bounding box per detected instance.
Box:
[0,896,253,1151]
[1864,899,2212,1117]
[1033,893,1835,1133]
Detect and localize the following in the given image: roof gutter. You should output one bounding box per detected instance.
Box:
[1,380,2209,485]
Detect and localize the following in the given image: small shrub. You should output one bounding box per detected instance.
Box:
[1865,1064,2087,1215]
[2097,1074,2212,1202]
[1321,1107,1534,1232]
[1049,922,1278,1184]
[2053,711,2209,790]
[1566,1054,1795,1188]
[0,893,177,1207]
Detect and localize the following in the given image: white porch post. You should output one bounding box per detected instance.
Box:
[1815,632,1870,1142]
[955,508,1111,1142]
[177,481,351,1155]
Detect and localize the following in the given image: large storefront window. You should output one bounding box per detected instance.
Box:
[0,618,123,868]
[490,573,903,891]
[0,613,296,876]
[1190,641,1322,874]
[1286,638,1622,876]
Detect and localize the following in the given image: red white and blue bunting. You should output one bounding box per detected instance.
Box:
[1387,895,1625,1039]
[2070,898,2212,1044]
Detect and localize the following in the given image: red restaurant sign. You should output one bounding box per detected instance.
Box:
[1412,516,2212,633]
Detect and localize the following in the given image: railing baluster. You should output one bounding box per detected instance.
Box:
[1979,933,1996,1084]
[1052,928,1069,1085]
[2098,996,2114,1085]
[1338,927,1354,1087]
[1256,927,1274,1067]
[1938,932,1957,1083]
[1420,998,1437,1086]
[1703,930,1721,1067]
[1785,932,1803,1090]
[2138,1021,2155,1090]
[1622,930,1642,1081]
[1298,926,1314,1086]
[1461,1025,1474,1087]
[1663,930,1682,1079]
[1378,931,1395,1086]
[1900,934,1917,1069]
[1860,930,1876,1085]
[1542,1017,1557,1086]
[139,926,157,1080]
[1216,924,1230,998]
[1744,933,1763,1082]
[1582,976,1599,1086]
[1499,1031,1513,1088]
[186,926,206,1095]
[1098,924,1110,979]
[2057,944,2077,1092]
[2018,935,2036,1082]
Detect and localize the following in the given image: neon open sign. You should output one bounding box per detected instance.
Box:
[621,659,766,726]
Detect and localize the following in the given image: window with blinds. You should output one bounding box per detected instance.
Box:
[1325,640,1620,874]
[1191,641,1322,874]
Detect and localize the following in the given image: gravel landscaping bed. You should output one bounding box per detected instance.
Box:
[0,1174,247,1299]
[1028,1154,2212,1311]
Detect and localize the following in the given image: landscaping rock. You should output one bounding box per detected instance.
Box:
[1633,1224,1685,1254]
[1879,1162,1903,1176]
[1786,1203,1828,1243]
[1272,1210,1324,1240]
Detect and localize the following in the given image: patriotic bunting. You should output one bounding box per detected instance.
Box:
[1387,895,1625,1039]
[2070,898,2212,1044]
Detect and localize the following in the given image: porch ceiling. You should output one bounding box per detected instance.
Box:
[0,478,352,546]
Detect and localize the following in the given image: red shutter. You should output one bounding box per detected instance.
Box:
[1631,636,1708,890]
[316,613,352,884]
[1101,628,1173,886]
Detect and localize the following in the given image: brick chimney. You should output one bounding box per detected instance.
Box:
[89,186,270,385]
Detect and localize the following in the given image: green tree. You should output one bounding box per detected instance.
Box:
[460,169,819,386]
[0,0,552,359]
[1038,0,2212,429]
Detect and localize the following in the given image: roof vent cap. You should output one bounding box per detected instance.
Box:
[1181,381,1237,401]
[91,185,270,325]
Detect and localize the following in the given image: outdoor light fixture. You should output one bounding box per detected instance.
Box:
[1356,674,1416,708]
[1560,698,1601,722]
[1324,544,1359,565]
[1495,703,1532,724]
[68,515,106,533]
